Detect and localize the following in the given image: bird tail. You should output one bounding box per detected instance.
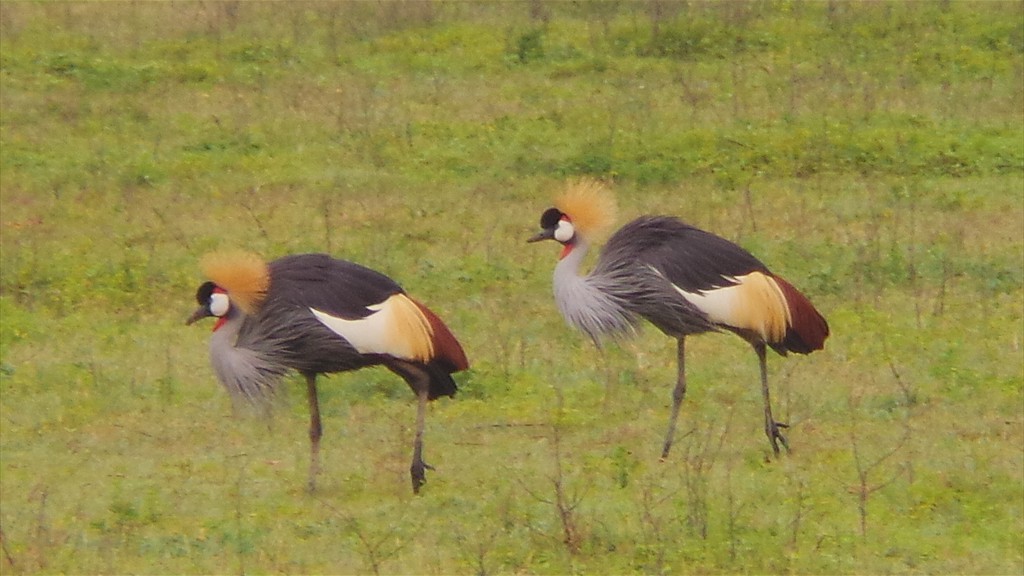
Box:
[772,275,829,354]
[425,361,459,400]
[408,298,467,400]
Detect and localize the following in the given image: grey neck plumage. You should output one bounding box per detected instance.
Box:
[552,239,638,345]
[208,310,286,403]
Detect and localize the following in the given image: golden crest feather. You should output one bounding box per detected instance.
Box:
[200,250,270,315]
[554,178,618,239]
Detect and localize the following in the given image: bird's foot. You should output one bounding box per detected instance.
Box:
[307,464,320,494]
[766,421,790,457]
[659,443,673,462]
[410,460,435,494]
[307,447,321,494]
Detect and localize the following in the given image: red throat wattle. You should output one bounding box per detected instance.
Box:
[557,214,575,260]
[559,243,574,260]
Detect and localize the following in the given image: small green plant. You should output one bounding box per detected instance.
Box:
[512,27,545,64]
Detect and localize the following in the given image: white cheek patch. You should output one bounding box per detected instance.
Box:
[554,219,575,243]
[209,292,230,317]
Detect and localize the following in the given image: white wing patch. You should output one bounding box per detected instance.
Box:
[310,294,435,361]
[672,272,790,342]
[675,279,744,325]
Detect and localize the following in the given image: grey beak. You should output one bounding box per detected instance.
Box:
[186,305,211,326]
[527,229,555,243]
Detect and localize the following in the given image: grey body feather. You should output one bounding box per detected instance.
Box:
[195,253,465,493]
[554,221,719,345]
[210,303,381,404]
[207,256,398,404]
[543,212,822,460]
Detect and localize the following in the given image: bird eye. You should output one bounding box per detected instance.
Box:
[554,219,575,243]
[209,292,230,317]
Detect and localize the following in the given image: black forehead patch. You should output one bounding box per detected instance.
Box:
[195,281,217,304]
[539,207,564,228]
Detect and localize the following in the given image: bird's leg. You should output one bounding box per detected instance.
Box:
[384,360,436,494]
[305,373,323,493]
[660,337,687,460]
[756,343,789,456]
[410,387,432,494]
[599,346,613,410]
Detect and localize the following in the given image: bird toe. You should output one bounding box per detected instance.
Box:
[410,461,432,494]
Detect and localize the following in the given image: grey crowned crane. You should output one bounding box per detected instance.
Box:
[529,180,829,458]
[186,251,468,494]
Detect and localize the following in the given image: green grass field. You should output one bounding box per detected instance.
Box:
[1,2,1022,574]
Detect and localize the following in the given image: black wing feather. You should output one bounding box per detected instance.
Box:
[603,216,768,292]
[267,253,403,319]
